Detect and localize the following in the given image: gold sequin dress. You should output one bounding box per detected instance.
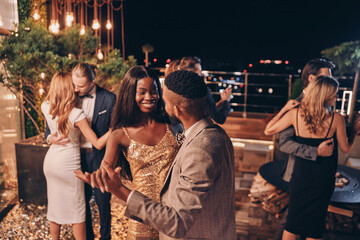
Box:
[123,125,179,240]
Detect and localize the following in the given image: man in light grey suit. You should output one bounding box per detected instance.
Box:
[76,70,236,239]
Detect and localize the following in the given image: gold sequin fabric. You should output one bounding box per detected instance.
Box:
[123,125,179,240]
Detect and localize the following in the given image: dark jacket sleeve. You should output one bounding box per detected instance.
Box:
[279,126,318,161]
[206,89,230,124]
[45,121,50,141]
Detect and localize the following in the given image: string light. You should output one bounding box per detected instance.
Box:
[33,11,40,21]
[106,19,112,30]
[65,12,74,27]
[49,20,59,34]
[92,19,100,30]
[80,25,86,35]
[97,48,104,60]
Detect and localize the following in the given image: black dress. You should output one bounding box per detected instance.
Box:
[285,111,337,238]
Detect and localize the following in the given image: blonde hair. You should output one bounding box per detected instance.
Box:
[300,75,339,134]
[45,72,77,137]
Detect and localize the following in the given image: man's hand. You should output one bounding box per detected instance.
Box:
[220,86,232,102]
[48,131,70,146]
[354,116,360,135]
[317,139,334,157]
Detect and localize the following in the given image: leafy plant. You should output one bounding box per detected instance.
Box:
[0,19,136,138]
[322,41,360,123]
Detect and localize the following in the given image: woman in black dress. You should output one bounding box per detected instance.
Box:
[264,75,354,240]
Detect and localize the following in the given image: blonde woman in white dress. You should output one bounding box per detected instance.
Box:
[41,72,110,240]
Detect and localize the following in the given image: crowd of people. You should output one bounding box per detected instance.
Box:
[41,56,359,240]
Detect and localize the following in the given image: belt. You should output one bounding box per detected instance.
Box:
[81,148,94,154]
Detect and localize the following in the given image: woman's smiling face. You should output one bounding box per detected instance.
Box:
[135,77,159,113]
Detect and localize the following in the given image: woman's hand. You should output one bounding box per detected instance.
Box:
[283,99,300,112]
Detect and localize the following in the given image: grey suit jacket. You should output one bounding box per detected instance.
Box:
[125,116,236,239]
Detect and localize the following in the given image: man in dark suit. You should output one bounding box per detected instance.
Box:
[76,70,236,239]
[274,59,336,240]
[46,63,116,240]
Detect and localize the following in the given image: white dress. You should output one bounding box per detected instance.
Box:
[41,101,86,224]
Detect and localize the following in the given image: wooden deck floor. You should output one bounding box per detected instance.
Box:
[219,112,273,141]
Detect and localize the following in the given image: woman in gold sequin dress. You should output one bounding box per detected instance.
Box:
[102,66,180,239]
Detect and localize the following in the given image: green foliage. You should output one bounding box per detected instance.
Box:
[321,41,360,75]
[0,19,136,138]
[56,24,99,59]
[18,0,33,24]
[290,78,303,100]
[97,49,136,92]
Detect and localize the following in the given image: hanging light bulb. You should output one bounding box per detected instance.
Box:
[33,11,40,20]
[80,25,86,35]
[65,12,74,27]
[49,20,59,34]
[97,48,104,60]
[40,72,45,79]
[92,19,100,30]
[106,19,112,30]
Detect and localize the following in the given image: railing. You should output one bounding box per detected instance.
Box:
[155,68,359,117]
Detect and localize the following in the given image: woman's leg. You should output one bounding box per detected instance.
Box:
[72,222,86,240]
[49,221,61,240]
[282,229,298,240]
[306,238,321,240]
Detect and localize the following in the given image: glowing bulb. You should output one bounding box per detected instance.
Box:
[33,11,40,20]
[106,20,112,30]
[39,88,44,95]
[65,12,74,27]
[40,72,45,79]
[92,19,100,30]
[97,49,104,60]
[80,25,86,35]
[0,17,3,27]
[49,20,60,34]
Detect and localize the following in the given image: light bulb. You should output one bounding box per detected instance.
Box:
[33,11,40,20]
[49,20,59,34]
[106,20,112,30]
[80,25,86,35]
[92,19,100,30]
[40,72,45,79]
[97,49,104,60]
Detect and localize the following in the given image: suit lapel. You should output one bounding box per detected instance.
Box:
[92,86,104,126]
[160,116,214,197]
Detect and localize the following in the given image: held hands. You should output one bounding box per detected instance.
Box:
[74,162,127,199]
[317,139,334,157]
[220,86,233,102]
[48,131,70,146]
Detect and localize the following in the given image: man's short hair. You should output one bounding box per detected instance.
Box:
[301,59,335,87]
[165,70,207,99]
[164,70,208,116]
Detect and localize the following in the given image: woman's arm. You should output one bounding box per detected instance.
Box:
[335,113,353,153]
[264,100,299,135]
[101,130,126,168]
[75,118,110,150]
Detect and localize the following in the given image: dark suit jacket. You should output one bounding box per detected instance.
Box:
[125,117,236,240]
[45,85,116,167]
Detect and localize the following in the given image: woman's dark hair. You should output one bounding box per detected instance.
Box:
[111,66,168,179]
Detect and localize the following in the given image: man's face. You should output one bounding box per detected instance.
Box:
[72,74,94,96]
[163,86,181,124]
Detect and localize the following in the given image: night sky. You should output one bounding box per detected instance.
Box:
[112,0,360,71]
